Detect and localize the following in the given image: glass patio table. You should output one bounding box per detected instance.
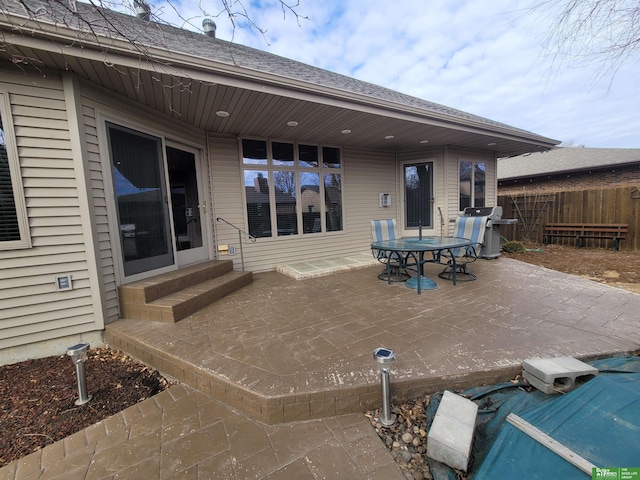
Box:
[370,236,474,293]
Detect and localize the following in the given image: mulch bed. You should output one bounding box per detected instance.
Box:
[0,347,170,468]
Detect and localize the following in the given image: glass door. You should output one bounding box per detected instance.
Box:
[107,124,174,277]
[167,145,208,266]
[404,162,434,229]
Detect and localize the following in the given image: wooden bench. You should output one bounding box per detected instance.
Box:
[543,223,628,251]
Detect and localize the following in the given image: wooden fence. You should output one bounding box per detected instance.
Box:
[497,186,640,251]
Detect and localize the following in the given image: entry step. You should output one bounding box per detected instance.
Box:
[118,260,253,322]
[523,357,598,394]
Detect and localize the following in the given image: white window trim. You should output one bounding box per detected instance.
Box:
[0,92,31,250]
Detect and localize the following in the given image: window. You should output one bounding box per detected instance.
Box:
[404,162,434,229]
[0,93,30,249]
[241,139,343,238]
[459,160,486,211]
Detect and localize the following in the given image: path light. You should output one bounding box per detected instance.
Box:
[373,347,396,427]
[66,343,92,406]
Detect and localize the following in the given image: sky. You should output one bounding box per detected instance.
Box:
[152,0,640,148]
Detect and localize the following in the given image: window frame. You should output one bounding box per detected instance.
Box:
[0,92,31,250]
[458,159,486,212]
[240,138,343,239]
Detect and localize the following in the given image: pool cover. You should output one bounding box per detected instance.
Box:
[426,356,640,480]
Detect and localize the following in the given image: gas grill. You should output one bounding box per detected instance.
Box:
[461,206,517,259]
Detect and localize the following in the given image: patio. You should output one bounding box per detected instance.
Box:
[105,257,640,424]
[4,257,640,480]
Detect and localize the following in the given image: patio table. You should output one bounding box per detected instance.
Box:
[370,236,474,293]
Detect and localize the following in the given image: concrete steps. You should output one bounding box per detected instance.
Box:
[118,260,253,322]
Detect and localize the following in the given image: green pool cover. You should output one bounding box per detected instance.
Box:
[426,356,640,480]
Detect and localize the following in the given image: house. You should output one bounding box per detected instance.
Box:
[0,0,558,363]
[498,147,640,194]
[497,148,640,248]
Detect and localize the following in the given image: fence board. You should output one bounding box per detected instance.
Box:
[498,186,639,251]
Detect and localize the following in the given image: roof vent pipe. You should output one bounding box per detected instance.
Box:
[134,0,151,21]
[203,18,217,38]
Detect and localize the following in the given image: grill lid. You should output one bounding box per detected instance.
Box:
[463,207,500,217]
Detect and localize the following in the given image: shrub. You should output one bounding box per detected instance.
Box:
[502,240,526,253]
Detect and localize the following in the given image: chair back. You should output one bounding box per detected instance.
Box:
[371,219,399,242]
[451,215,489,256]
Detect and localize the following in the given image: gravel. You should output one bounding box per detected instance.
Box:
[366,394,446,480]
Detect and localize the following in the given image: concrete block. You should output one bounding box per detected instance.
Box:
[522,370,556,394]
[523,357,598,394]
[427,390,478,472]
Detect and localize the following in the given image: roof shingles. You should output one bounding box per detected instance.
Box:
[498,147,640,179]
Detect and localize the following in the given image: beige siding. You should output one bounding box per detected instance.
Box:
[343,147,398,244]
[0,73,98,352]
[209,135,246,269]
[210,136,397,272]
[80,103,119,322]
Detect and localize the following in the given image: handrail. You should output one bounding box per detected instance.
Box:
[215,217,256,271]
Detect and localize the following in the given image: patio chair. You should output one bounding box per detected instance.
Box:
[371,219,410,282]
[438,215,488,281]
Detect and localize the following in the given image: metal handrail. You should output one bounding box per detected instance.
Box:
[215,217,256,271]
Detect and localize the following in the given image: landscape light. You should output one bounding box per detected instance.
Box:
[66,343,92,406]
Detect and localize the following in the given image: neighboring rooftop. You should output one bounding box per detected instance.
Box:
[498,147,640,180]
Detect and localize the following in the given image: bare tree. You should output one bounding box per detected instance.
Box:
[535,0,640,81]
[273,171,296,195]
[1,0,306,56]
[0,0,307,91]
[199,0,306,39]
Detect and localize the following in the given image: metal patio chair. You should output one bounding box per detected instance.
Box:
[438,214,488,281]
[370,219,410,282]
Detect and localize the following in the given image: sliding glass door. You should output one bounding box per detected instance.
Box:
[107,124,208,278]
[108,124,173,277]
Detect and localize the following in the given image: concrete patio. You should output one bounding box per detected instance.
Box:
[2,257,639,479]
